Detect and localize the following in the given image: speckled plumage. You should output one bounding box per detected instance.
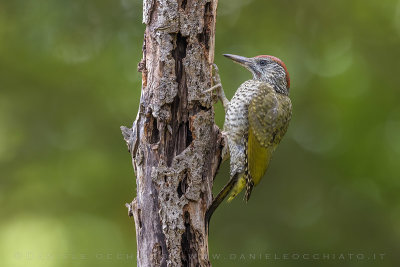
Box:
[213,54,292,202]
[225,80,292,201]
[224,80,263,177]
[205,54,292,219]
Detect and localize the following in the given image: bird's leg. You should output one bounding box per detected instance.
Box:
[205,64,230,111]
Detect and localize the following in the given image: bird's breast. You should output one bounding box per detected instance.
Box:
[224,80,266,142]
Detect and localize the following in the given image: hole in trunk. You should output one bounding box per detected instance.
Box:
[149,117,159,144]
[181,211,197,267]
[179,0,187,10]
[177,170,188,198]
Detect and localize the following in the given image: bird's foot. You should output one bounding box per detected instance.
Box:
[211,63,222,86]
[220,131,229,162]
[205,64,229,111]
[204,83,222,94]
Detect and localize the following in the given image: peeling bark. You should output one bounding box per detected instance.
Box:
[122,0,221,266]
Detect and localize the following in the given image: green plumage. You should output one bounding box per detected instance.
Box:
[227,83,292,201]
[205,55,292,223]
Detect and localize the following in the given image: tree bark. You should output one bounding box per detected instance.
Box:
[121,0,221,266]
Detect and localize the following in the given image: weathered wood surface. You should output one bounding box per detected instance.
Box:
[121,0,222,266]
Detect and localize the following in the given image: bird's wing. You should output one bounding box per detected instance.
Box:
[248,83,292,186]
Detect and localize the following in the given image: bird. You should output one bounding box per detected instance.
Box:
[205,54,292,221]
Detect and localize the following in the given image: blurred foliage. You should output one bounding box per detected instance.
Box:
[1,0,400,266]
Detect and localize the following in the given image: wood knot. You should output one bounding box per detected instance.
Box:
[151,243,163,266]
[137,58,146,73]
[125,203,134,217]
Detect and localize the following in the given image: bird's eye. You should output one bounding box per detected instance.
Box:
[259,60,267,66]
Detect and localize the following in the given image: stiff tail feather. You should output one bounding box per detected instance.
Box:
[205,173,239,224]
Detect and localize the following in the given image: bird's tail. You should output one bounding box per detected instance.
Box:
[226,172,254,202]
[205,173,239,224]
[227,174,246,202]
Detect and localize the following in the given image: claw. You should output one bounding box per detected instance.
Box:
[221,131,229,162]
[206,63,230,112]
[204,83,222,93]
[211,63,221,85]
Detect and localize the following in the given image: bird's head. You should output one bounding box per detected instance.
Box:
[224,54,290,95]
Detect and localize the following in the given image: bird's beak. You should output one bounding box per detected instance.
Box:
[223,54,251,67]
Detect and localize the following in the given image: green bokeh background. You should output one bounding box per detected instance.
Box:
[1,0,400,266]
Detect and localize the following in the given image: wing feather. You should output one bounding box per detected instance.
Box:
[247,84,292,186]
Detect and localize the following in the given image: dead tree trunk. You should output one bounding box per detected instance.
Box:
[121,0,222,266]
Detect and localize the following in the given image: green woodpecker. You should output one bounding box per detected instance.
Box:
[206,54,292,220]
